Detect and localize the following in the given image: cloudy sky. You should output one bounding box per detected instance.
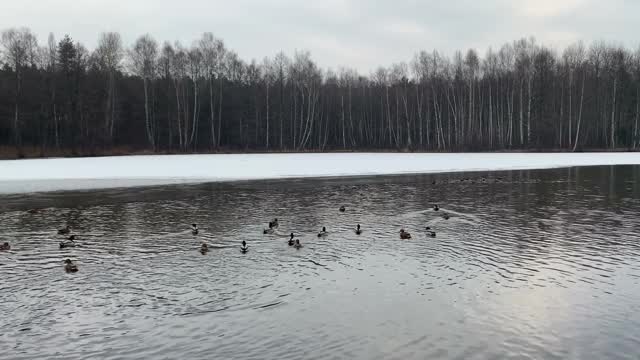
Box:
[2,0,638,72]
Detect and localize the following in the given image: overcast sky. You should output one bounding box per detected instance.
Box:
[2,0,638,72]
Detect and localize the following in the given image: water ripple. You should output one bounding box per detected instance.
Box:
[1,166,640,359]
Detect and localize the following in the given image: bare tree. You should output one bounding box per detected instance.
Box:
[186,45,203,149]
[1,27,37,153]
[634,47,640,149]
[261,57,276,149]
[95,32,123,143]
[129,34,158,149]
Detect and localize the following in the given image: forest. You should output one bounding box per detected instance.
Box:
[1,27,639,158]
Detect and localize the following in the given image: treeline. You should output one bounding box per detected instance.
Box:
[1,28,639,157]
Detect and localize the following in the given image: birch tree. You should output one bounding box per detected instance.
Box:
[95,32,123,143]
[129,34,158,149]
[1,27,37,152]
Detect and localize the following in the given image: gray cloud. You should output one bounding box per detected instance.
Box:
[1,0,638,72]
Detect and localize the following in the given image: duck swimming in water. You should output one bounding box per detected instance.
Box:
[433,205,439,211]
[339,206,346,212]
[0,242,10,251]
[400,229,412,240]
[317,227,328,237]
[59,235,77,249]
[355,224,362,235]
[268,218,279,229]
[294,239,302,249]
[200,243,209,254]
[64,259,78,273]
[58,226,70,235]
[263,227,275,235]
[426,229,437,238]
[241,241,249,253]
[192,224,199,235]
[288,233,295,246]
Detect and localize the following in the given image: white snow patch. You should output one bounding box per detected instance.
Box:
[0,153,638,194]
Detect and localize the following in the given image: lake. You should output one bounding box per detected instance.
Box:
[1,166,640,359]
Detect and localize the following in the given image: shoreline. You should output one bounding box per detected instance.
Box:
[1,152,639,195]
[1,146,639,161]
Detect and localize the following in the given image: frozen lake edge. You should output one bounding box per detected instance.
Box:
[0,152,638,194]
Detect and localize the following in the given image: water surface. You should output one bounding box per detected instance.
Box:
[1,166,640,359]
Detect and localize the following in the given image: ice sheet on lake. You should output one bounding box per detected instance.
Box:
[0,152,638,194]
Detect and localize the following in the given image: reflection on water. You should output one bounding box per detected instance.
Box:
[1,166,640,360]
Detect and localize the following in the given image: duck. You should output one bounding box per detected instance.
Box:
[58,226,70,235]
[191,224,199,235]
[59,235,77,249]
[0,242,10,251]
[426,229,437,238]
[263,227,275,235]
[441,212,450,220]
[294,239,303,249]
[400,229,412,240]
[241,240,249,253]
[355,224,362,235]
[339,206,346,212]
[288,233,295,246]
[317,227,328,237]
[425,226,432,230]
[433,205,439,212]
[268,218,279,229]
[64,259,78,273]
[200,243,209,254]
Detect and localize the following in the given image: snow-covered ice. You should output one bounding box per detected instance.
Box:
[0,152,638,194]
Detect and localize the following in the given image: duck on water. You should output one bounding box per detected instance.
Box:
[317,227,328,237]
[425,226,436,237]
[241,241,249,253]
[288,233,296,246]
[58,226,71,235]
[264,219,279,234]
[200,243,209,254]
[64,259,78,273]
[59,235,78,249]
[263,227,275,235]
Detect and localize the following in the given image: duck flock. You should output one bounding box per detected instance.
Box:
[0,204,451,273]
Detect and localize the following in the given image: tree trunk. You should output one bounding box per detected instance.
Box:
[209,76,216,149]
[217,78,223,148]
[143,78,155,149]
[519,79,524,146]
[610,77,617,149]
[572,72,585,152]
[634,87,639,149]
[266,84,270,149]
[189,78,198,147]
[526,76,532,146]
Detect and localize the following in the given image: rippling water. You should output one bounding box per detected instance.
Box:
[2,166,640,359]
